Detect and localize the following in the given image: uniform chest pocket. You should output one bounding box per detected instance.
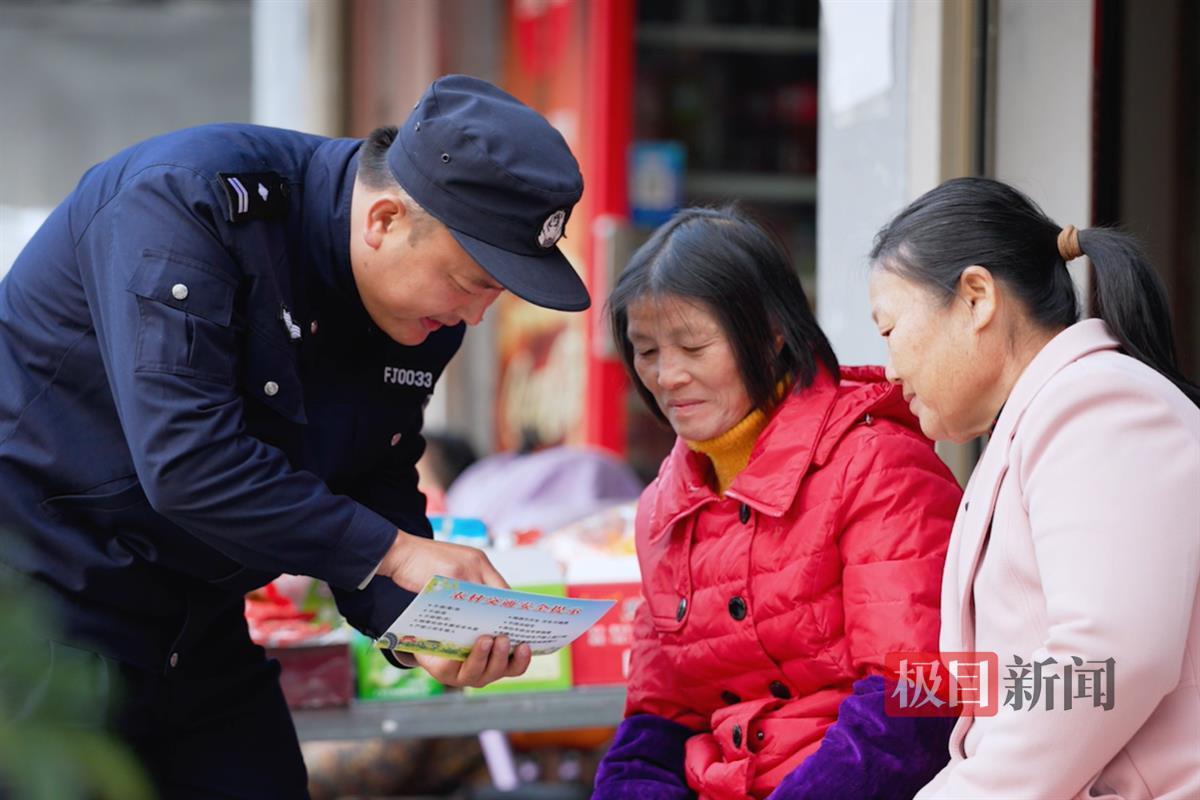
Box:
[128,249,238,383]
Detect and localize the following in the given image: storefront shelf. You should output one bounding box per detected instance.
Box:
[686,171,817,203]
[293,685,627,741]
[638,24,818,55]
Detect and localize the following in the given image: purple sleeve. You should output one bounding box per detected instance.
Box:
[768,676,954,800]
[593,713,697,800]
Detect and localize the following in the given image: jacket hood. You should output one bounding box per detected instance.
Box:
[650,365,925,528]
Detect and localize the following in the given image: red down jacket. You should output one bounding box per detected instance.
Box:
[624,366,962,798]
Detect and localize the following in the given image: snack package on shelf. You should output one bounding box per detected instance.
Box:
[246,578,353,709]
[542,501,644,687]
[542,501,638,563]
[428,514,489,548]
[268,636,354,710]
[351,631,444,701]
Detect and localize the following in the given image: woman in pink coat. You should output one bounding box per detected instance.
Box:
[868,177,1200,799]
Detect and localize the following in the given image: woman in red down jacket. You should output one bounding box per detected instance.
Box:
[592,208,962,800]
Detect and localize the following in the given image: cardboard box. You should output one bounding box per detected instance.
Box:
[268,641,353,709]
[566,556,642,686]
[568,582,643,685]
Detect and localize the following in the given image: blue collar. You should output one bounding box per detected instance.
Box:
[302,138,375,339]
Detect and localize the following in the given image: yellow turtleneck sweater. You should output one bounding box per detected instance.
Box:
[685,408,769,495]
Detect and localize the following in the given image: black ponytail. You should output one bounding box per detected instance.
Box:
[1080,228,1200,405]
[871,177,1200,407]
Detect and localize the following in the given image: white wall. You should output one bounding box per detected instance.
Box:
[993,0,1094,294]
[252,0,345,136]
[817,0,1095,360]
[0,1,251,275]
[816,0,910,366]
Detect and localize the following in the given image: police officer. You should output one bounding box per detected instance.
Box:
[0,75,588,797]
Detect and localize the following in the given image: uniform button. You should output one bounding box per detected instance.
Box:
[675,597,687,622]
[171,283,189,301]
[263,381,280,397]
[769,680,791,699]
[728,596,747,621]
[310,320,319,335]
[390,432,402,447]
[720,690,741,705]
[755,729,765,742]
[739,503,751,524]
[732,724,743,748]
[169,652,179,668]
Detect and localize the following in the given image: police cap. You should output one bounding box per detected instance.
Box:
[388,74,589,312]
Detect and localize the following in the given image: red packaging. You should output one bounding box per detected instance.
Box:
[568,581,643,686]
[267,642,353,709]
[247,580,351,709]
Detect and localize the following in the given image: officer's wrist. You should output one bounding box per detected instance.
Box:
[375,529,407,580]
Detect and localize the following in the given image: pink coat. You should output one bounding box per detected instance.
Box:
[918,319,1200,799]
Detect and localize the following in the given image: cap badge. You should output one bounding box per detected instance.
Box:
[538,209,566,249]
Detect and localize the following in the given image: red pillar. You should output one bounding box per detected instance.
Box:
[582,0,634,455]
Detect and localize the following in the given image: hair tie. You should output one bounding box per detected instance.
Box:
[1057,224,1083,263]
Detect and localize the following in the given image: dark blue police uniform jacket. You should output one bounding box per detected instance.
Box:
[0,124,463,674]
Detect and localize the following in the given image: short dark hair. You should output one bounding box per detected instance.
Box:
[871,177,1199,406]
[357,125,435,245]
[358,126,400,189]
[607,206,839,426]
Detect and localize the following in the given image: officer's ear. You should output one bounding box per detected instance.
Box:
[362,195,407,250]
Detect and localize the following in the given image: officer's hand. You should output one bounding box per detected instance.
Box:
[410,635,533,688]
[379,530,509,594]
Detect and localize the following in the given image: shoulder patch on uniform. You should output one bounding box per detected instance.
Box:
[217,172,290,223]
